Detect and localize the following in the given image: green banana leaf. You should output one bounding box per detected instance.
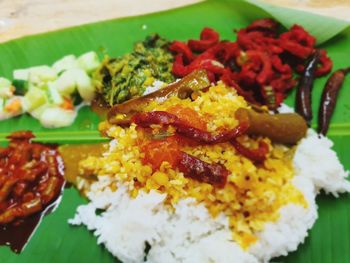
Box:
[0,0,350,262]
[245,0,350,44]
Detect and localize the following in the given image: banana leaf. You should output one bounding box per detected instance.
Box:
[0,0,350,262]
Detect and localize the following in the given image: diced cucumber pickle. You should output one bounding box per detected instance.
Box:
[0,77,11,88]
[47,82,63,105]
[55,70,77,96]
[29,103,50,119]
[78,51,100,73]
[13,68,30,81]
[75,69,95,102]
[52,55,79,74]
[24,86,48,111]
[40,107,77,128]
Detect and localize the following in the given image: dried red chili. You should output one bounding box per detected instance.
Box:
[318,68,350,135]
[0,131,64,225]
[296,50,321,125]
[177,152,229,188]
[231,140,269,163]
[140,136,229,187]
[131,111,249,144]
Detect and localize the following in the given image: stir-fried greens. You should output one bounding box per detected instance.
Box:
[94,34,175,106]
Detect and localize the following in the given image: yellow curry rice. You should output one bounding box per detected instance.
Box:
[78,82,306,248]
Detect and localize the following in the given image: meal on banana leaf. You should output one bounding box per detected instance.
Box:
[69,70,350,263]
[0,17,349,263]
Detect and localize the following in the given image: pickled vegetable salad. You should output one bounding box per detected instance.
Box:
[0,51,100,128]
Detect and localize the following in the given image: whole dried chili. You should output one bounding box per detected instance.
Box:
[177,152,229,188]
[140,136,229,187]
[231,140,269,163]
[0,131,64,225]
[318,68,350,136]
[296,50,321,125]
[131,111,249,144]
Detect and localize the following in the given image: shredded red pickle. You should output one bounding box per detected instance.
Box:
[168,18,333,109]
[188,27,220,52]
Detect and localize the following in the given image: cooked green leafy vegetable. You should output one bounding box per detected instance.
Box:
[94,34,175,106]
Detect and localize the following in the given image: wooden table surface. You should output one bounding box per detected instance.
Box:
[0,0,348,43]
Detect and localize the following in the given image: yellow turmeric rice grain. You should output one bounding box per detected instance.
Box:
[78,82,306,249]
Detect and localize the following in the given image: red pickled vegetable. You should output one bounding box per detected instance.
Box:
[246,18,279,36]
[240,50,274,85]
[280,40,314,60]
[279,25,315,59]
[271,55,292,74]
[188,27,220,52]
[172,55,191,77]
[220,69,256,103]
[169,19,333,109]
[169,41,194,63]
[315,49,333,77]
[0,131,65,225]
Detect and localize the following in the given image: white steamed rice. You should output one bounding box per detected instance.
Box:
[69,127,350,263]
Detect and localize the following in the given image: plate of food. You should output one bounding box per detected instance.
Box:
[0,1,350,262]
